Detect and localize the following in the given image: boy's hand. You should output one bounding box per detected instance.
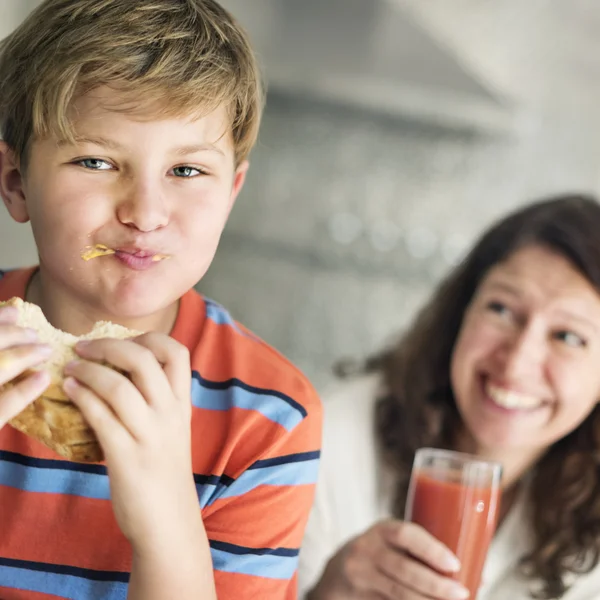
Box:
[63,333,198,550]
[0,305,52,427]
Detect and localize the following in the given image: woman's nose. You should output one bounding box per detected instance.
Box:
[500,324,547,382]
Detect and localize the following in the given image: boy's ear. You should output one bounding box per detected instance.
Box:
[0,141,30,223]
[226,160,250,217]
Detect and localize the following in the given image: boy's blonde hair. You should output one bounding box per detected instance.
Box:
[0,0,264,167]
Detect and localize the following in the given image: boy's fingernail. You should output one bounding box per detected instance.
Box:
[64,360,80,373]
[63,377,79,393]
[24,328,39,340]
[75,341,91,353]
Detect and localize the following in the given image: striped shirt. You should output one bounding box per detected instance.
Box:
[0,268,322,600]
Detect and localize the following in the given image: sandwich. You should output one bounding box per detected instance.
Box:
[0,297,139,463]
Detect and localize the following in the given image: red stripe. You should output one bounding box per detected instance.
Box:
[214,570,295,599]
[0,587,64,600]
[190,407,288,479]
[0,485,130,572]
[205,484,316,548]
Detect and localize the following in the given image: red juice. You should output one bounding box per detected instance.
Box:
[409,471,500,598]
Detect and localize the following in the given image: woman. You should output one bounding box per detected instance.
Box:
[299,194,600,600]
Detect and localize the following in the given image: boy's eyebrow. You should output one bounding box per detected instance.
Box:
[174,143,225,157]
[57,135,122,150]
[58,136,225,157]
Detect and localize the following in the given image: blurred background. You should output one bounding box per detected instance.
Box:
[2,0,600,388]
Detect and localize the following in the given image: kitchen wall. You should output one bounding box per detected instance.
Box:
[199,89,598,388]
[200,1,600,387]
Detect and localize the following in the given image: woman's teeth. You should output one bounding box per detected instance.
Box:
[486,383,543,410]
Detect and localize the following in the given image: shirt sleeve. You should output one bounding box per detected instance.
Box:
[200,377,323,599]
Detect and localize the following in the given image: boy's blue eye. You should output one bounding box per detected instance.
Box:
[555,330,587,348]
[172,166,203,178]
[77,158,112,170]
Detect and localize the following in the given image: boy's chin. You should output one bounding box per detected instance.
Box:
[99,293,176,321]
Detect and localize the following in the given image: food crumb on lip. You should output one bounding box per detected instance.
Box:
[81,245,171,262]
[80,244,115,261]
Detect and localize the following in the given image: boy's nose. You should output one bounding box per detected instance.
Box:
[116,184,169,232]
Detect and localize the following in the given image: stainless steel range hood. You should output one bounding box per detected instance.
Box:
[220,0,514,131]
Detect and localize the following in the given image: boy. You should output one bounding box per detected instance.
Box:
[0,1,322,599]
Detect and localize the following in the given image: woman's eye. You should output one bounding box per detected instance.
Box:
[556,331,587,348]
[77,158,112,170]
[172,166,204,178]
[486,301,511,317]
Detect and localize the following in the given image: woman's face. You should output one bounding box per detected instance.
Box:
[451,245,600,454]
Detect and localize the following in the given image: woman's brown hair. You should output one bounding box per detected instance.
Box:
[368,194,600,598]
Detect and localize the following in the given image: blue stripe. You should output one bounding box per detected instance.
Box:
[203,297,264,343]
[193,473,234,508]
[191,372,307,431]
[206,451,320,506]
[0,452,110,500]
[0,558,128,600]
[0,450,107,474]
[204,298,238,328]
[194,375,308,418]
[0,452,235,508]
[0,449,315,504]
[209,540,298,580]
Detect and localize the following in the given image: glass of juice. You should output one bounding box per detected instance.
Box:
[404,448,502,599]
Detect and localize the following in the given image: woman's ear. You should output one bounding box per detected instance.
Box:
[0,141,30,223]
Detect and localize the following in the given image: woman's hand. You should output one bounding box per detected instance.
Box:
[309,520,469,600]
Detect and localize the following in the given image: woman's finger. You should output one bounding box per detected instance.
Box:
[368,573,424,600]
[346,558,423,600]
[378,549,469,600]
[63,360,149,440]
[0,370,51,427]
[381,521,461,574]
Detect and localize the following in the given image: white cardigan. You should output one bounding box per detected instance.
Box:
[298,374,600,599]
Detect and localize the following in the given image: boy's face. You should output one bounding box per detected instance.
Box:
[0,86,248,319]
